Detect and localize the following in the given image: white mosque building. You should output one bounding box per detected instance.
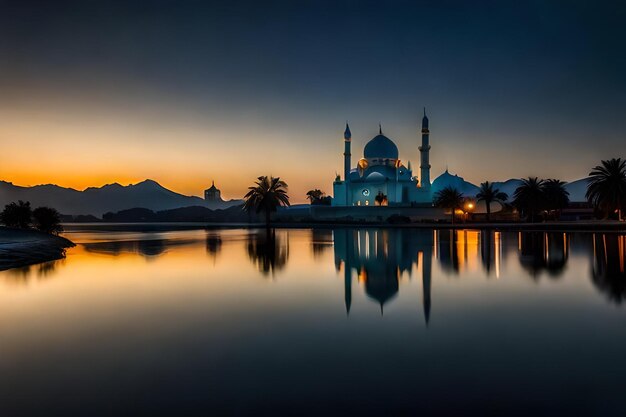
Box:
[332,110,433,207]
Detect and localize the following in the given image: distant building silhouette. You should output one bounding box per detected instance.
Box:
[204,181,222,202]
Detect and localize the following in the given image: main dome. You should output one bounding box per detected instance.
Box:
[363,134,399,160]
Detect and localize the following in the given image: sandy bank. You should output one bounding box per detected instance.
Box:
[0,227,75,271]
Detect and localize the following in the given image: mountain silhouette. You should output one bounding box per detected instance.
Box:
[431,171,589,202]
[0,179,242,216]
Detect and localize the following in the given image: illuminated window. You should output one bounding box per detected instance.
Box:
[365,200,369,206]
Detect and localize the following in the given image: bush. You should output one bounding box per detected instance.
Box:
[32,207,63,234]
[387,214,411,224]
[0,200,32,228]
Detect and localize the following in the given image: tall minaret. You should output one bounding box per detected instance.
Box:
[344,123,352,204]
[419,108,431,189]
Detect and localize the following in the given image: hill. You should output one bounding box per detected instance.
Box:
[0,179,243,216]
[102,205,257,223]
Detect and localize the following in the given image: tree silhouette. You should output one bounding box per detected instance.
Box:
[434,186,464,224]
[586,158,626,220]
[375,191,388,206]
[542,179,569,219]
[243,176,290,227]
[32,206,63,235]
[476,181,508,221]
[246,230,289,276]
[306,189,325,204]
[513,177,545,222]
[0,200,32,228]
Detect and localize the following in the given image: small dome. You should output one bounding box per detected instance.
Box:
[431,170,480,197]
[365,171,386,182]
[364,134,399,160]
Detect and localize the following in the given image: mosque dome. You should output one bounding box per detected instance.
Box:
[431,170,480,196]
[363,134,399,160]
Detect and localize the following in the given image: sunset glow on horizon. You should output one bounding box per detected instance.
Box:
[1,1,625,203]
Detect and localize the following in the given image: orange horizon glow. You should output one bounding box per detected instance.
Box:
[0,92,607,205]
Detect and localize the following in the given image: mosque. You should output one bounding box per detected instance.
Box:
[332,109,432,207]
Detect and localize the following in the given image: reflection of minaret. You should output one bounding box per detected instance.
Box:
[345,266,352,315]
[422,251,432,325]
[344,229,353,315]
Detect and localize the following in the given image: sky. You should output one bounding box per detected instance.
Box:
[1,0,625,202]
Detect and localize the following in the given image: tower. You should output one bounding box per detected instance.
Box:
[419,108,431,190]
[344,123,352,204]
[204,180,221,201]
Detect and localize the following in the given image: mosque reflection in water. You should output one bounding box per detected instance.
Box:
[330,228,626,321]
[333,229,433,322]
[8,226,624,312]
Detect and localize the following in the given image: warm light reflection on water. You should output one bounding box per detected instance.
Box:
[1,226,625,416]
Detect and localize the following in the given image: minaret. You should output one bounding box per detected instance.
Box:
[344,123,352,204]
[419,108,431,190]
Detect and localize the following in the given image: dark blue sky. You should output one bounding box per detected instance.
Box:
[1,0,625,198]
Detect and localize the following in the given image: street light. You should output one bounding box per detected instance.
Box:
[464,201,475,222]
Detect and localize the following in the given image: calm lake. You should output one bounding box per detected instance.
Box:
[1,225,625,416]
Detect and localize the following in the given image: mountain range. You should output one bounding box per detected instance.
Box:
[0,174,590,218]
[0,179,243,216]
[493,177,589,202]
[432,171,589,202]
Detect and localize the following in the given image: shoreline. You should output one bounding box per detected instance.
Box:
[0,227,75,271]
[61,220,626,233]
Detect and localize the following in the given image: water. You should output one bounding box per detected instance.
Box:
[1,226,625,416]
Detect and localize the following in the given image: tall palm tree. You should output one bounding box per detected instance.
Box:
[513,177,545,222]
[243,176,290,227]
[586,158,626,220]
[475,181,508,222]
[434,186,464,224]
[542,179,569,219]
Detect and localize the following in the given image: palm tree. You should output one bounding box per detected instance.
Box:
[586,158,626,220]
[513,177,545,222]
[542,179,569,219]
[243,176,290,227]
[475,181,508,222]
[434,186,464,224]
[306,189,324,204]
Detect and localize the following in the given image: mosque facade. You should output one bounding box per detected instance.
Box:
[332,110,432,207]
